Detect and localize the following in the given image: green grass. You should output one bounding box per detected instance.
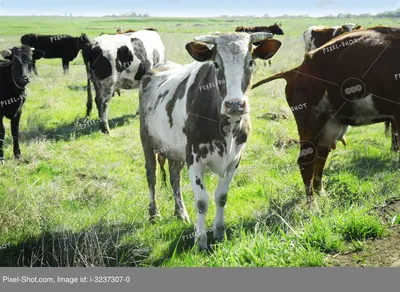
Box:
[1,16,400,267]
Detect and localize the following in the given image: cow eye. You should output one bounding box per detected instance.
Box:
[214,62,219,69]
[249,60,255,67]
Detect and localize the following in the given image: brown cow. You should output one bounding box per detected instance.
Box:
[253,26,400,202]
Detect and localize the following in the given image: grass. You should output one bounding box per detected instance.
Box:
[1,16,400,267]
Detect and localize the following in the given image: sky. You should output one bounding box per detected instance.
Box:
[0,0,399,17]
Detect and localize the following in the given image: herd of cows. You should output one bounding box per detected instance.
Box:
[0,21,399,250]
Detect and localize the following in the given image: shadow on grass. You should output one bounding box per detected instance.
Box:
[67,85,88,91]
[152,196,302,266]
[326,155,399,180]
[21,114,138,143]
[0,222,148,267]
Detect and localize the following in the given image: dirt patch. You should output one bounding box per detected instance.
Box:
[257,111,289,121]
[374,197,400,224]
[273,138,298,149]
[330,198,400,267]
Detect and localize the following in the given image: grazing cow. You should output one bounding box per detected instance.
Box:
[235,22,284,35]
[115,28,157,34]
[252,26,400,203]
[139,32,281,250]
[0,46,33,162]
[236,22,284,66]
[303,23,361,52]
[82,30,165,134]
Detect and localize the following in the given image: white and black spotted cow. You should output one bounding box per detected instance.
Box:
[303,23,361,52]
[82,30,165,134]
[139,33,282,250]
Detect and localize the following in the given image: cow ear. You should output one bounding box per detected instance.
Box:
[252,39,282,60]
[355,25,361,30]
[0,49,13,59]
[186,42,213,62]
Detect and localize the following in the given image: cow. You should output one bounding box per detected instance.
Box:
[115,28,157,34]
[81,30,165,134]
[0,45,33,163]
[252,26,400,203]
[139,32,282,250]
[236,22,284,66]
[20,33,89,75]
[303,23,361,52]
[235,22,284,35]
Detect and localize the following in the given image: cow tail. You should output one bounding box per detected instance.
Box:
[251,69,298,89]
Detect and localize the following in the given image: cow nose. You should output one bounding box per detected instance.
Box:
[20,75,29,85]
[225,100,246,110]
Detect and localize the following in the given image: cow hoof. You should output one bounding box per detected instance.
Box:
[14,154,22,160]
[149,213,161,223]
[101,128,110,135]
[196,235,208,252]
[0,159,4,165]
[175,211,190,223]
[213,226,225,242]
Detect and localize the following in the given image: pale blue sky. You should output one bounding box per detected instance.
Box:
[0,0,399,17]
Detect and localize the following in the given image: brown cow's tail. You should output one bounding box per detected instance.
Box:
[251,69,298,89]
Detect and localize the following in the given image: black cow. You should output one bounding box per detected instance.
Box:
[0,45,33,162]
[20,33,89,75]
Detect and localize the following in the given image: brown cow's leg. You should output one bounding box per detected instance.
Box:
[297,139,317,203]
[313,145,331,194]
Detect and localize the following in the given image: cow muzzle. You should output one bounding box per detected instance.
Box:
[17,75,29,87]
[223,99,248,116]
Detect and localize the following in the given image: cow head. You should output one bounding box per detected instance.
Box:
[78,33,90,49]
[271,22,284,35]
[186,33,281,116]
[1,45,33,88]
[342,23,361,32]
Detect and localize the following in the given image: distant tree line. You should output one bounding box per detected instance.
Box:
[103,12,150,18]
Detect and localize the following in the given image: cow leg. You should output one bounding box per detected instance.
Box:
[62,59,69,74]
[188,163,208,251]
[0,115,5,163]
[392,117,400,152]
[157,154,167,187]
[31,60,38,76]
[213,160,239,242]
[141,137,158,221]
[86,72,93,117]
[298,139,318,203]
[313,145,331,194]
[168,159,190,222]
[99,82,113,134]
[10,112,22,159]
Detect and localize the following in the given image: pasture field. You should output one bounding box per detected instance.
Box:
[1,16,400,267]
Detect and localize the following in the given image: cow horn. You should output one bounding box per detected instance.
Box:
[193,35,217,44]
[250,32,273,43]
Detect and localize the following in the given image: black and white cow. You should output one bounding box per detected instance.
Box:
[139,33,281,250]
[20,33,89,75]
[82,30,166,134]
[0,45,33,162]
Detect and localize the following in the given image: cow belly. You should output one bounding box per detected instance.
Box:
[147,99,187,162]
